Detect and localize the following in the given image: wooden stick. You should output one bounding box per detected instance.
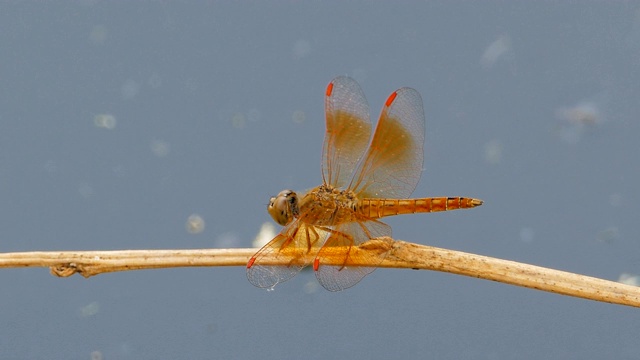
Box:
[0,237,637,308]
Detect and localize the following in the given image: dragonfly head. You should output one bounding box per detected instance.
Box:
[268,190,299,226]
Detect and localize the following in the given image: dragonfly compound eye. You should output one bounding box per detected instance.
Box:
[267,190,297,226]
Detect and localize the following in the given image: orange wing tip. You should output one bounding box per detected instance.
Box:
[385,91,398,107]
[326,82,334,97]
[247,257,256,268]
[313,258,320,271]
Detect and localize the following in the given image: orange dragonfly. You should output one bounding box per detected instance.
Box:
[247,76,482,291]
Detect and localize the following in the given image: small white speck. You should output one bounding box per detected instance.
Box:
[186,214,205,234]
[94,114,117,130]
[121,79,139,100]
[519,227,534,243]
[150,139,170,157]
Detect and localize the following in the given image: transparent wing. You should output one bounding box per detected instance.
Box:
[322,76,372,188]
[349,87,425,199]
[247,220,329,289]
[314,218,391,292]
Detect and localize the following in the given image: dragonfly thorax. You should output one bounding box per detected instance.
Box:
[297,184,359,226]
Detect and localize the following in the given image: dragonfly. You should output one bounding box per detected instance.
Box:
[247,76,483,292]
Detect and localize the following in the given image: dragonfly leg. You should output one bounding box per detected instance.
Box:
[314,225,354,271]
[278,226,299,252]
[306,226,323,253]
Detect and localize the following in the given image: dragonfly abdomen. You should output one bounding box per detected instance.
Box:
[359,197,483,219]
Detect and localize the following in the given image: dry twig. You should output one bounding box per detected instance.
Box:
[0,237,637,308]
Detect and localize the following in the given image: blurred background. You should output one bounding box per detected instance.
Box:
[1,2,639,359]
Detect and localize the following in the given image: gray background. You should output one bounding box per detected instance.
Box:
[1,2,639,359]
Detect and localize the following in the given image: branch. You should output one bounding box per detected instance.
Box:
[0,237,638,308]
